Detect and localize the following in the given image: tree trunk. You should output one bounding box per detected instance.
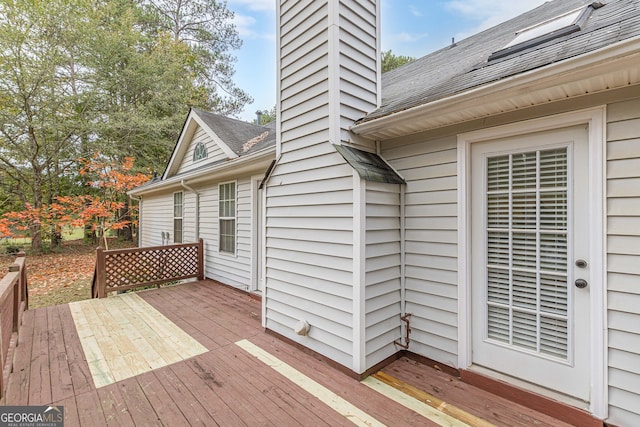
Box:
[121,201,133,241]
[30,223,42,252]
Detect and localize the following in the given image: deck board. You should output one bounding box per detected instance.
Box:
[47,306,75,402]
[167,357,248,426]
[75,389,108,426]
[58,305,95,395]
[69,293,207,388]
[134,370,190,425]
[4,308,35,405]
[28,307,52,405]
[4,280,580,426]
[116,377,161,427]
[156,363,219,426]
[97,383,135,427]
[53,394,80,427]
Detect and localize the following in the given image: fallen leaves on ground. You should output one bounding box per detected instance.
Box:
[0,238,136,309]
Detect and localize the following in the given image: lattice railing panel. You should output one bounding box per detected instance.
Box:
[94,240,203,297]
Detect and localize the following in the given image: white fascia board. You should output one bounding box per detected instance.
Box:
[129,146,275,197]
[191,111,239,159]
[163,109,198,179]
[351,35,640,139]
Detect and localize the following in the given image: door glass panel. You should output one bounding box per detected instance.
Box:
[485,147,569,359]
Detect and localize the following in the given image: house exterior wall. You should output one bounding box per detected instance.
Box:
[381,136,459,367]
[199,176,253,290]
[605,97,640,426]
[177,126,228,175]
[137,174,256,291]
[378,88,640,424]
[364,181,402,367]
[139,191,195,246]
[140,192,173,247]
[266,0,380,372]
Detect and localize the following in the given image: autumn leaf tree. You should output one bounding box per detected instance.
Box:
[0,156,150,249]
[60,156,151,249]
[0,0,249,250]
[0,0,92,251]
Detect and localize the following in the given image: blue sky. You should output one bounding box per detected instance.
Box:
[226,0,548,122]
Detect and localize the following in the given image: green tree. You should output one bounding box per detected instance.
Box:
[0,0,92,251]
[0,0,251,251]
[381,49,415,73]
[142,0,252,115]
[86,0,211,172]
[253,106,276,125]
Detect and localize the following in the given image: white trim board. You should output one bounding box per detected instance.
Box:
[456,107,606,419]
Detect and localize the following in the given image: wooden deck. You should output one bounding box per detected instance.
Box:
[2,280,574,426]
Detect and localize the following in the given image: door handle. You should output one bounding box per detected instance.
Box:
[575,279,588,289]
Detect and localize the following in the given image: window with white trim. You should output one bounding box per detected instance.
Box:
[193,141,207,162]
[219,182,236,254]
[173,192,183,244]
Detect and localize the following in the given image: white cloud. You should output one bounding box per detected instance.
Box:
[394,32,430,43]
[232,14,257,38]
[409,5,423,17]
[445,0,547,42]
[446,0,547,33]
[228,0,275,12]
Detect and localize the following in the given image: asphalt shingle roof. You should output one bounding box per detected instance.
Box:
[192,109,276,156]
[358,0,640,124]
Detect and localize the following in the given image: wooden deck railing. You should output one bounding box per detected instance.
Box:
[92,239,204,298]
[0,252,28,399]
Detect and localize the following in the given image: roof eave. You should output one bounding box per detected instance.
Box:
[351,35,640,140]
[128,145,276,197]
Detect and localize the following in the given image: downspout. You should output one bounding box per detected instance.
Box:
[129,195,142,247]
[374,140,411,350]
[395,180,411,350]
[181,180,200,240]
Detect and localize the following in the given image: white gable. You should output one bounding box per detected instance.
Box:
[163,110,238,179]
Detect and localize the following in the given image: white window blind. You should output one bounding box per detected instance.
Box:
[485,147,569,359]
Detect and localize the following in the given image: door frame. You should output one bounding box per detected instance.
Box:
[456,107,606,418]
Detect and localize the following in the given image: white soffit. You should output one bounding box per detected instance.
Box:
[352,37,640,141]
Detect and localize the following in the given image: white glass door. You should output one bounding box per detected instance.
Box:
[471,125,590,402]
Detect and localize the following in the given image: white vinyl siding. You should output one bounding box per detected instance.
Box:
[140,191,195,247]
[382,135,459,367]
[266,0,379,371]
[199,176,253,290]
[177,126,228,174]
[365,181,402,367]
[336,0,377,150]
[606,98,640,426]
[139,193,173,247]
[265,156,355,367]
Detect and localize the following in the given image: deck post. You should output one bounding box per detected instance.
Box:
[9,263,19,332]
[197,238,204,280]
[96,247,107,298]
[16,251,27,312]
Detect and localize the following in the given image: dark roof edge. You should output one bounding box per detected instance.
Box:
[334,144,406,185]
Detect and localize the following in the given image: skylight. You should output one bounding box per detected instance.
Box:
[489,3,602,61]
